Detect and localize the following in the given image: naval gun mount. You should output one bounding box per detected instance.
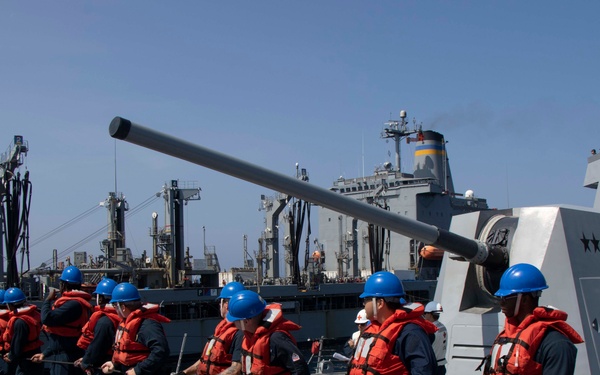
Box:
[109,117,598,374]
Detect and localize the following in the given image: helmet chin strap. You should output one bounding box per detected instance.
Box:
[372,298,378,321]
[96,295,101,306]
[116,303,126,318]
[513,293,523,316]
[240,320,246,331]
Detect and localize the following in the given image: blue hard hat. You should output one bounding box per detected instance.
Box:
[495,263,549,297]
[360,271,405,298]
[226,290,267,322]
[93,278,118,297]
[60,266,83,284]
[218,282,245,300]
[4,288,26,304]
[110,283,141,303]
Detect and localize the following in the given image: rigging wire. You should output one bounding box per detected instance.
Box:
[34,193,161,266]
[30,204,102,248]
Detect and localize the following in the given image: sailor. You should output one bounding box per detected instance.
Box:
[226,290,309,375]
[423,301,447,375]
[74,278,120,374]
[101,282,171,375]
[348,271,438,375]
[0,289,9,375]
[2,287,44,375]
[175,281,245,375]
[481,263,583,375]
[32,265,93,375]
[342,309,369,357]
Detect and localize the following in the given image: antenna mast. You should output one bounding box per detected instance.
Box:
[381,110,418,172]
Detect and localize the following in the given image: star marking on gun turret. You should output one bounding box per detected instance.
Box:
[581,233,591,252]
[592,233,600,252]
[581,233,600,253]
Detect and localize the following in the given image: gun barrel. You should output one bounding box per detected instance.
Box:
[109,117,490,264]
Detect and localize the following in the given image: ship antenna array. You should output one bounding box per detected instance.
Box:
[381,110,419,172]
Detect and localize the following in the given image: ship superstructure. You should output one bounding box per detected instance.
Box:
[318,112,488,281]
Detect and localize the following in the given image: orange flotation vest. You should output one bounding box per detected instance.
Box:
[197,319,239,375]
[77,304,121,351]
[0,310,10,352]
[348,303,438,375]
[112,304,170,367]
[241,303,301,375]
[485,306,583,375]
[43,290,92,337]
[3,305,43,353]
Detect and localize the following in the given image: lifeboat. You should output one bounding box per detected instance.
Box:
[419,245,444,260]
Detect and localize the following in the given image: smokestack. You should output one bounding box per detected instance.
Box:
[412,131,454,193]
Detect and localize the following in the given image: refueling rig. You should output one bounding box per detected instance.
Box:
[109,116,600,374]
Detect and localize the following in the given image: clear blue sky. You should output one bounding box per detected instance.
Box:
[1,2,599,273]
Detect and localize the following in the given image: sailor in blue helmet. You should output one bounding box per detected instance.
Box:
[481,263,583,375]
[175,281,246,375]
[101,282,170,375]
[2,287,44,375]
[74,278,120,374]
[227,290,309,375]
[348,271,437,375]
[32,265,93,375]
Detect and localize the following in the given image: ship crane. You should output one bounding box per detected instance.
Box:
[242,234,254,269]
[0,135,30,287]
[151,180,202,287]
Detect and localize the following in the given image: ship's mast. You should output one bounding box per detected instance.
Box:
[163,180,201,286]
[242,234,254,268]
[381,110,418,172]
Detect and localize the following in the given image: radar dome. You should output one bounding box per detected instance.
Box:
[465,190,474,199]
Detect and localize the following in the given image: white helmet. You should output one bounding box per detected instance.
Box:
[354,309,369,324]
[424,301,443,313]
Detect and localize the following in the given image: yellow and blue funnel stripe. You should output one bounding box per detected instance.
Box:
[414,144,445,157]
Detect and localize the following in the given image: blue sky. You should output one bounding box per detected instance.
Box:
[1,2,599,273]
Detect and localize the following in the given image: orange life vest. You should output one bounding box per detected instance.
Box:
[197,319,239,375]
[485,306,583,375]
[241,303,301,375]
[112,304,170,367]
[3,305,43,353]
[0,310,9,352]
[43,290,92,337]
[77,305,121,351]
[348,303,438,375]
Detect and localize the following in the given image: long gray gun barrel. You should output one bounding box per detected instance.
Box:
[110,117,494,265]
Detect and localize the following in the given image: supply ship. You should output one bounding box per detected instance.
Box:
[1,111,490,359]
